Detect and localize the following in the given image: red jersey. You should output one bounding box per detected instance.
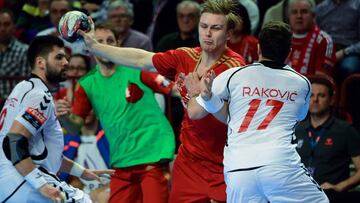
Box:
[286,25,336,76]
[228,35,259,64]
[152,47,245,163]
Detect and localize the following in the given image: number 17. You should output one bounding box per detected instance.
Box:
[238,99,284,133]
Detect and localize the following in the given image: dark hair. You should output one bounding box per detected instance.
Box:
[201,0,241,31]
[0,8,16,23]
[95,22,119,41]
[27,36,64,70]
[259,21,292,63]
[309,75,335,97]
[70,54,92,71]
[233,2,251,35]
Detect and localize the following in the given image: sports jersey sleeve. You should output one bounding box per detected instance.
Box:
[298,79,311,121]
[140,71,175,95]
[152,49,180,81]
[212,68,240,100]
[72,85,92,119]
[15,92,52,137]
[315,32,336,75]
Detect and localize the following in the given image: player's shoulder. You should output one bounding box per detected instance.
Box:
[221,49,246,67]
[175,47,201,60]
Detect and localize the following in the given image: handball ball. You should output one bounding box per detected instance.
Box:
[58,11,90,43]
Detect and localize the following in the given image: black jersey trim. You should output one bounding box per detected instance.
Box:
[0,180,26,203]
[282,68,311,102]
[20,80,34,104]
[228,166,264,172]
[31,130,48,161]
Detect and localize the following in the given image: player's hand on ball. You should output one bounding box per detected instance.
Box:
[39,184,63,202]
[77,17,97,49]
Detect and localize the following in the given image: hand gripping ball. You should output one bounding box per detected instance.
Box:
[58,11,90,43]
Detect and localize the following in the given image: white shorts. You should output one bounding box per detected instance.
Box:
[224,164,329,203]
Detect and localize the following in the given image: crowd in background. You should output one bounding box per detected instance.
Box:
[0,0,360,202]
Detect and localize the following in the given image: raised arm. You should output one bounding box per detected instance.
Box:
[78,18,155,71]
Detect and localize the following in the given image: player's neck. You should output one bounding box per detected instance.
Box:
[200,46,226,66]
[98,62,116,77]
[310,111,331,128]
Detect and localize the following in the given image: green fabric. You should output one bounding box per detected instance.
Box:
[79,65,175,168]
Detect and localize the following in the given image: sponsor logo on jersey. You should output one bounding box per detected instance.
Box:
[22,107,47,129]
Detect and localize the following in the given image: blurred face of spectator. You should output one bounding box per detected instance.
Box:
[82,2,100,14]
[309,83,332,116]
[50,0,70,28]
[198,13,230,53]
[108,7,132,34]
[95,28,117,64]
[289,0,315,34]
[68,56,88,77]
[177,4,199,35]
[0,12,15,44]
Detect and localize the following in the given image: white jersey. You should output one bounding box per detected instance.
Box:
[0,76,64,174]
[213,62,310,171]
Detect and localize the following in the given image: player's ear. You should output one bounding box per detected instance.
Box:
[35,56,46,71]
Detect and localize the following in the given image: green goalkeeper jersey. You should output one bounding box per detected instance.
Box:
[77,65,175,168]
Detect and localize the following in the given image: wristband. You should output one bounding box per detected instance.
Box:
[196,94,224,113]
[24,168,47,189]
[69,162,85,177]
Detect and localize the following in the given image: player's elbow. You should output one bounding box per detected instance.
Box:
[187,108,207,120]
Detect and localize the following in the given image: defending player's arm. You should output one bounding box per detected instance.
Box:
[60,157,115,182]
[184,71,228,122]
[78,18,155,71]
[2,117,63,201]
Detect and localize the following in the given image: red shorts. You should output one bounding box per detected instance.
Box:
[169,146,226,203]
[109,163,170,203]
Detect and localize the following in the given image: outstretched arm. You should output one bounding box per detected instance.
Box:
[78,18,155,71]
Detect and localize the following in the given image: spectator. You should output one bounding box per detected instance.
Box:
[130,0,180,47]
[286,0,336,76]
[295,75,360,203]
[228,2,259,64]
[239,0,260,34]
[155,0,201,151]
[107,0,153,51]
[0,8,29,99]
[37,0,89,55]
[262,0,290,28]
[59,23,176,203]
[156,0,200,52]
[15,0,52,43]
[77,0,245,201]
[54,54,91,102]
[316,0,360,83]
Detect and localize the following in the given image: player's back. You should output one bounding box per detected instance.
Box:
[213,62,310,171]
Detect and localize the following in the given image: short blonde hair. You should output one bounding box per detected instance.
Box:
[201,0,241,31]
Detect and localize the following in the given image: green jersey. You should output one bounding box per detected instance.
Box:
[76,65,175,168]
